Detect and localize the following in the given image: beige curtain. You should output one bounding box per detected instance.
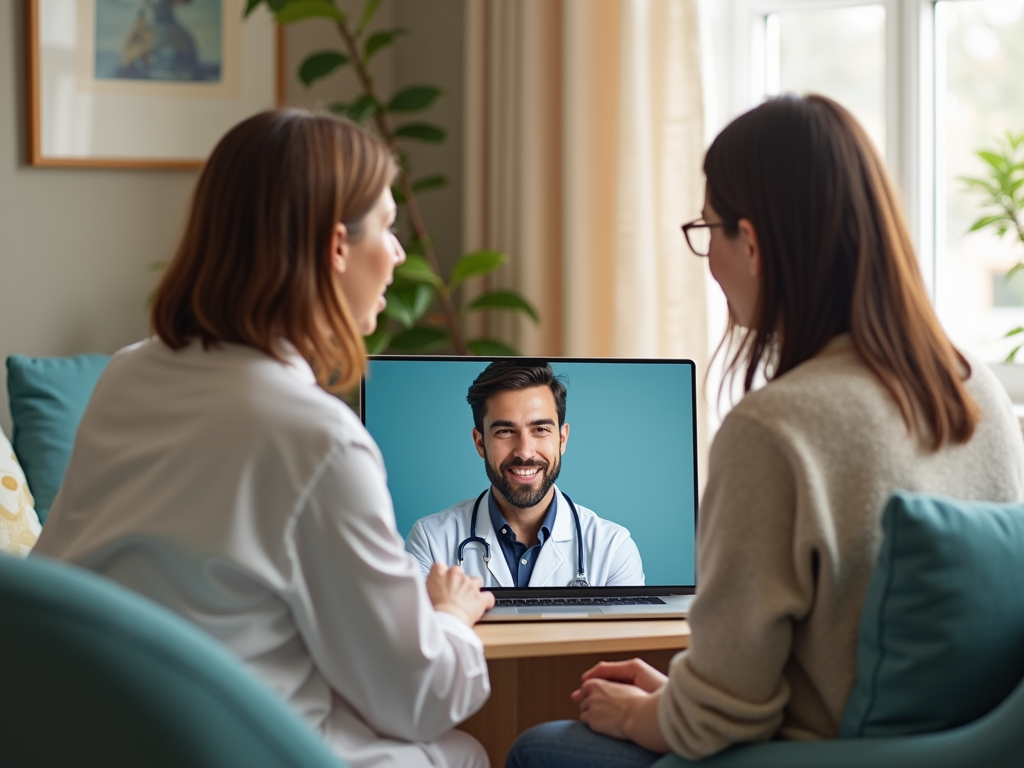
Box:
[463,0,709,468]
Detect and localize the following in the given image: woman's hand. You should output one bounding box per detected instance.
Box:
[571,659,671,753]
[580,658,668,693]
[426,562,495,626]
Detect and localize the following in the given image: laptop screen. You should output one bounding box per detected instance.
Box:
[361,356,698,592]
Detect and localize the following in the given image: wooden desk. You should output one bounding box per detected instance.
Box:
[458,620,690,767]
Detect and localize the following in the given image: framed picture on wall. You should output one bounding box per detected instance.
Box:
[26,0,283,168]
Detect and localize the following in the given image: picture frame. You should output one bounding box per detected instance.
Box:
[26,0,284,169]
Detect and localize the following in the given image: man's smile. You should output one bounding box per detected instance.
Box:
[507,465,544,483]
[484,441,562,510]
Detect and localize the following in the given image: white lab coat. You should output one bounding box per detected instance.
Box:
[405,487,644,588]
[33,339,489,768]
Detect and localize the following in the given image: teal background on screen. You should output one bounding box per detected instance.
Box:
[363,360,697,586]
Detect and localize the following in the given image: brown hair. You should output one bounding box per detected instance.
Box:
[151,108,396,392]
[467,361,568,433]
[705,94,978,448]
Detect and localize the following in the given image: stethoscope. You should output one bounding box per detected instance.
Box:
[457,489,591,587]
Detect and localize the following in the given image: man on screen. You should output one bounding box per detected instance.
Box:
[405,361,644,588]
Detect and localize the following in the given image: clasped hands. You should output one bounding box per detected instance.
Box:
[572,658,672,753]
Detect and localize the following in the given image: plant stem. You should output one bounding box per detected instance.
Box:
[334,17,469,355]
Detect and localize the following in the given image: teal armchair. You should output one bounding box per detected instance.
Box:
[652,679,1024,768]
[655,491,1024,768]
[0,554,343,768]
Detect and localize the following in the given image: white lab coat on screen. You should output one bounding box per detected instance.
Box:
[405,487,645,588]
[33,339,489,768]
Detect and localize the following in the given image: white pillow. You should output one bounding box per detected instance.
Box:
[0,429,41,557]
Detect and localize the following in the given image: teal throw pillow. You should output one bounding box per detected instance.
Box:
[840,490,1024,737]
[7,354,110,523]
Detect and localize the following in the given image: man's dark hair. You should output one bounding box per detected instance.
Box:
[467,361,568,433]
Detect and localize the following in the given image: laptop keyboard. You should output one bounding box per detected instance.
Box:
[494,596,667,607]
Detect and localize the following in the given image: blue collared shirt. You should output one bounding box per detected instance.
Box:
[488,490,558,588]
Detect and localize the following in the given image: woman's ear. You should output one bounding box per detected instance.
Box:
[737,218,761,278]
[330,223,349,275]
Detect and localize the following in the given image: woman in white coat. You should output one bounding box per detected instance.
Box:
[33,109,495,768]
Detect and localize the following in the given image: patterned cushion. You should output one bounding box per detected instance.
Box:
[0,429,41,556]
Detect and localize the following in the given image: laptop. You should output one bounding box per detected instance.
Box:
[360,356,698,621]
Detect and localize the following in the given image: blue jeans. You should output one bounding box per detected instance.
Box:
[505,720,669,768]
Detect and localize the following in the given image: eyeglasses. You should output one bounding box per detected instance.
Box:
[681,218,728,257]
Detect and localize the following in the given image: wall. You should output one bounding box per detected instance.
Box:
[0,1,466,437]
[0,3,198,435]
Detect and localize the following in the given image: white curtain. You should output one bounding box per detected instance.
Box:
[462,0,565,354]
[464,0,709,470]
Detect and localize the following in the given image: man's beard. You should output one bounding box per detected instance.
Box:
[485,449,562,509]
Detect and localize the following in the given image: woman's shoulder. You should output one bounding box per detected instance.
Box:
[961,350,1015,411]
[727,335,880,431]
[726,338,1021,456]
[959,351,1022,446]
[104,337,376,455]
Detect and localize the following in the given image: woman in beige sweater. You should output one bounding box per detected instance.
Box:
[506,94,1024,767]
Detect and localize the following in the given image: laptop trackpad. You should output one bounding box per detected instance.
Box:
[516,606,600,615]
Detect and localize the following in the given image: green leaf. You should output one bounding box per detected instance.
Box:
[345,94,379,124]
[410,283,433,320]
[298,51,350,87]
[275,0,346,25]
[466,290,540,323]
[448,250,506,289]
[268,0,291,11]
[467,339,519,356]
[364,28,407,61]
[1005,326,1024,337]
[244,0,266,17]
[960,176,1000,197]
[381,284,432,328]
[383,289,416,328]
[391,184,406,205]
[363,327,391,355]
[1007,343,1024,363]
[968,214,1009,233]
[412,175,447,194]
[356,0,383,35]
[1007,264,1024,281]
[390,326,449,351]
[387,86,442,112]
[394,254,444,288]
[394,123,445,143]
[978,150,1007,172]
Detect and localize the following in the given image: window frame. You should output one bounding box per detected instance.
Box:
[699,0,1024,409]
[705,0,937,293]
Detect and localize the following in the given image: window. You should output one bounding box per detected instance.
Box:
[705,0,1024,371]
[765,4,888,155]
[934,0,1024,362]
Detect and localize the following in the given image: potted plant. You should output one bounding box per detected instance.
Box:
[245,0,539,355]
[961,129,1024,361]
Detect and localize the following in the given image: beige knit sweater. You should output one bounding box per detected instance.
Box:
[658,335,1024,759]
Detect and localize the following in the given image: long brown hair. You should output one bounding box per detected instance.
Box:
[151,109,395,392]
[705,94,978,448]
